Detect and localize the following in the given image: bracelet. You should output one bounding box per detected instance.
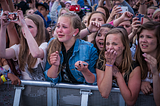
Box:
[105,63,113,67]
[87,27,91,34]
[140,1,146,5]
[4,73,8,80]
[1,75,7,82]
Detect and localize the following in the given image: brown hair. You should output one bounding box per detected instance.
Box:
[135,21,160,79]
[18,14,45,72]
[97,28,132,76]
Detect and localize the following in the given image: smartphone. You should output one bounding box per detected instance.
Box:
[137,14,144,24]
[118,6,128,13]
[69,5,80,11]
[7,12,18,21]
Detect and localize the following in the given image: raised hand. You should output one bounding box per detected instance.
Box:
[121,11,133,21]
[87,21,101,33]
[10,10,26,27]
[110,5,122,19]
[105,49,117,65]
[1,11,10,28]
[50,51,60,66]
[142,53,158,75]
[131,17,141,34]
[75,61,88,73]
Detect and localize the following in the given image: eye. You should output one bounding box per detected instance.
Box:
[125,25,130,28]
[63,25,67,28]
[97,33,102,37]
[28,25,33,28]
[98,18,103,21]
[154,16,158,19]
[112,42,118,45]
[91,18,95,21]
[139,35,144,38]
[106,42,110,45]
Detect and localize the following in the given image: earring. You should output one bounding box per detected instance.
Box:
[73,34,75,37]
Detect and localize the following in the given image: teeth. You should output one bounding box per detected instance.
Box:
[99,42,104,45]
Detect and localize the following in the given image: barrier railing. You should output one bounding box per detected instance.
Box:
[0,80,156,106]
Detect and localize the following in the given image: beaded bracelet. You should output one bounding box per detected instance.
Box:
[1,75,7,82]
[105,63,113,67]
[87,27,91,34]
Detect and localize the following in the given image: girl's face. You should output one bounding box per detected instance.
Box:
[56,16,76,43]
[90,13,105,24]
[25,18,37,37]
[153,11,160,22]
[105,33,124,58]
[96,27,110,51]
[147,8,155,19]
[139,29,157,55]
[83,15,89,27]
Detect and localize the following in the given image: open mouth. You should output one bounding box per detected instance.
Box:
[99,42,104,48]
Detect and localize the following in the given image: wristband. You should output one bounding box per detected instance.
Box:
[87,27,91,34]
[105,63,113,67]
[1,75,7,82]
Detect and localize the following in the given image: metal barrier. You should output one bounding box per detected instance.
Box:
[0,80,156,106]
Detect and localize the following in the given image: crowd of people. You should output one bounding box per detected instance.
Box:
[0,0,160,105]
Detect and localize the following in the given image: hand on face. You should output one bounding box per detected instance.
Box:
[141,81,153,95]
[88,21,101,33]
[50,51,60,66]
[105,49,117,65]
[75,61,88,73]
[142,53,158,75]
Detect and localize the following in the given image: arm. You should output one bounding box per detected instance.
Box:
[0,11,16,59]
[106,5,122,23]
[97,49,117,98]
[138,0,147,14]
[128,17,141,42]
[96,67,113,98]
[112,11,133,27]
[0,0,20,47]
[50,0,60,23]
[142,53,160,106]
[115,66,141,105]
[79,21,101,39]
[15,10,44,58]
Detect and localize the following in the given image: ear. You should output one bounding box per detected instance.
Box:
[73,28,79,36]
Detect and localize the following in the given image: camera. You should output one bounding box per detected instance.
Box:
[117,6,128,13]
[137,14,144,24]
[69,5,80,11]
[7,13,18,21]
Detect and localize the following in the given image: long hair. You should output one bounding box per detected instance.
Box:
[47,12,82,65]
[135,21,160,79]
[18,14,45,72]
[97,28,132,75]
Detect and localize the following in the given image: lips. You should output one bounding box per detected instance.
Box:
[58,34,64,38]
[99,42,104,48]
[141,44,148,49]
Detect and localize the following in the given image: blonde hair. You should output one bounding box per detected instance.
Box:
[47,12,82,65]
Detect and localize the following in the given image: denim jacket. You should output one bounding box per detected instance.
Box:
[44,38,98,84]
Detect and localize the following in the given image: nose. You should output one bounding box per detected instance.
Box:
[56,26,62,33]
[108,44,114,50]
[141,37,147,42]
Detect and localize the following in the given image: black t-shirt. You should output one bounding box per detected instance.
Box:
[61,43,83,84]
[96,58,139,86]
